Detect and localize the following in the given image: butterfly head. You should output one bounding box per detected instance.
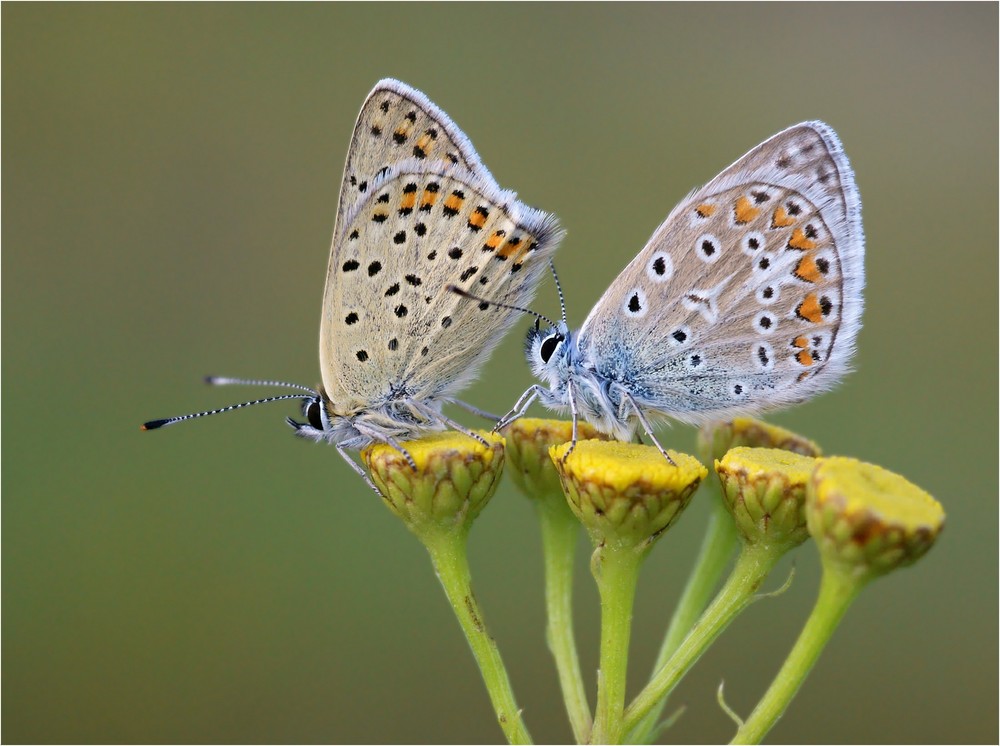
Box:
[525,317,577,392]
[286,391,332,441]
[286,389,368,447]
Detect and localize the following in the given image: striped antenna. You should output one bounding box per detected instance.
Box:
[446,285,558,328]
[548,260,568,324]
[141,377,318,431]
[205,376,316,394]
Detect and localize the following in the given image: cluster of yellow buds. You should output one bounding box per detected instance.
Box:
[359,416,943,745]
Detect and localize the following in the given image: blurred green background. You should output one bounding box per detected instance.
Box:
[4,4,996,743]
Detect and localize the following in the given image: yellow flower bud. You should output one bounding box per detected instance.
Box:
[550,440,706,550]
[363,431,505,534]
[506,418,610,500]
[715,447,818,549]
[807,457,945,579]
[698,417,821,464]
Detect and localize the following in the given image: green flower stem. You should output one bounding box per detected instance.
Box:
[536,498,592,743]
[421,527,533,745]
[629,493,738,742]
[622,541,782,736]
[730,566,863,744]
[591,545,645,745]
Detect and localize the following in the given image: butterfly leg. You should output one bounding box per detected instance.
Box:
[354,423,419,471]
[622,392,677,466]
[615,397,645,444]
[449,398,501,422]
[493,385,543,432]
[407,399,491,448]
[559,380,580,465]
[334,444,386,496]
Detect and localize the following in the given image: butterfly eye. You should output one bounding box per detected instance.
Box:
[539,334,563,363]
[306,398,324,430]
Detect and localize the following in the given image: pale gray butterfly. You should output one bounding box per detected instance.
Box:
[497,121,863,462]
[143,79,564,490]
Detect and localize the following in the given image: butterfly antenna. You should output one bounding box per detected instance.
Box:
[548,260,568,324]
[205,376,317,395]
[141,393,313,431]
[447,285,558,328]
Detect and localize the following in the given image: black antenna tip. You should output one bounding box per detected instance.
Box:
[140,419,169,431]
[204,376,220,385]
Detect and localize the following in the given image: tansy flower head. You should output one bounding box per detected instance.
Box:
[363,431,505,535]
[807,457,945,580]
[550,440,706,550]
[715,447,818,549]
[506,418,610,500]
[698,417,822,465]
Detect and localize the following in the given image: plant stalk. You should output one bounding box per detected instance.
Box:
[730,566,863,744]
[423,528,533,744]
[629,492,738,742]
[623,542,781,735]
[537,498,592,743]
[591,545,644,744]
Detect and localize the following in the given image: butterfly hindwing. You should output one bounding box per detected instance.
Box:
[320,79,517,412]
[323,163,562,409]
[578,122,864,424]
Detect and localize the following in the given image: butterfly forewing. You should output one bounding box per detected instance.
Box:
[323,164,562,409]
[333,79,489,236]
[578,122,864,424]
[320,79,507,409]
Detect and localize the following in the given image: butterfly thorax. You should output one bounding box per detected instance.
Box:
[527,323,639,442]
[568,369,640,442]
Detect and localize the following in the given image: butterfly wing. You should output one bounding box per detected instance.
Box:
[322,79,493,378]
[322,162,562,411]
[331,78,493,235]
[320,79,522,408]
[578,122,864,425]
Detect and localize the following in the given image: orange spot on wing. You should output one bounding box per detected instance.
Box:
[414,133,435,155]
[787,227,817,251]
[796,349,815,367]
[420,189,439,210]
[796,293,823,323]
[400,192,417,211]
[793,335,810,348]
[771,206,795,228]
[443,194,464,212]
[734,196,760,224]
[794,255,822,283]
[797,371,811,382]
[497,235,525,260]
[468,211,487,229]
[695,203,716,217]
[484,231,505,250]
